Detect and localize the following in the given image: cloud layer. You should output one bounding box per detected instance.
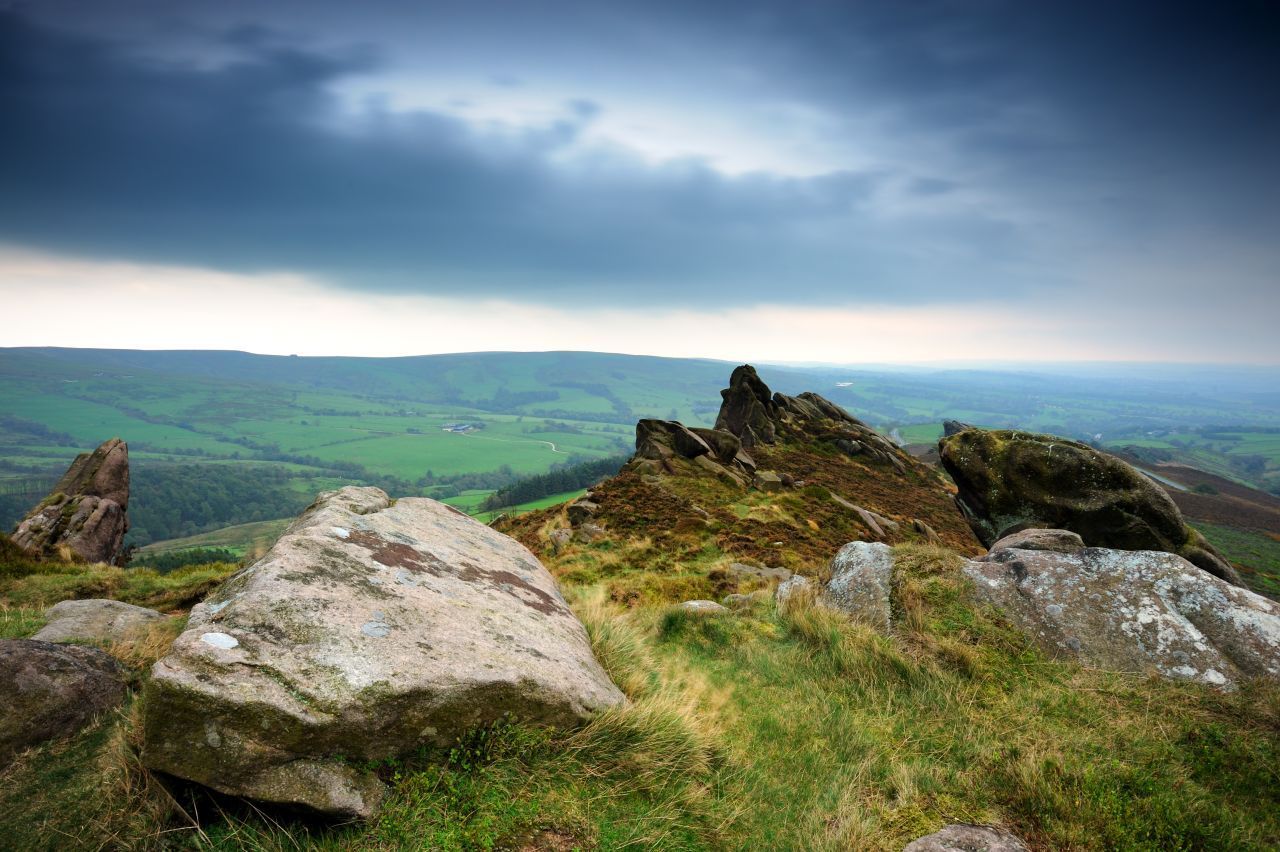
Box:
[1,2,1277,359]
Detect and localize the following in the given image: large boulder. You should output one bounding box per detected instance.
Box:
[939,429,1242,586]
[142,486,625,818]
[823,541,893,633]
[11,438,130,565]
[33,599,167,644]
[965,533,1280,688]
[1,639,127,766]
[772,542,893,633]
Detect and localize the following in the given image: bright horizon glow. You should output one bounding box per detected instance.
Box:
[4,248,1275,365]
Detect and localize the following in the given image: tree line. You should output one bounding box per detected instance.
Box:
[479,455,627,512]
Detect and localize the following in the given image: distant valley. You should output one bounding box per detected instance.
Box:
[2,347,1278,588]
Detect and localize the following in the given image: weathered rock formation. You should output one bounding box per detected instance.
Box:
[939,428,1241,585]
[142,486,625,818]
[714,364,780,447]
[965,531,1280,688]
[11,438,130,565]
[715,365,910,471]
[633,418,756,485]
[941,420,975,438]
[904,824,1029,852]
[1,639,127,766]
[33,599,167,645]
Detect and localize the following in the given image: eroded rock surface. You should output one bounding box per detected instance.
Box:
[142,486,625,818]
[772,541,893,633]
[1,639,127,766]
[11,438,130,564]
[34,599,166,644]
[824,541,893,633]
[940,428,1241,585]
[966,535,1280,688]
[903,823,1028,852]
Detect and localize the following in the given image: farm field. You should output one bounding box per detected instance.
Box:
[3,348,1279,548]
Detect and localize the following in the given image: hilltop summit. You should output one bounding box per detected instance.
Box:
[501,365,980,583]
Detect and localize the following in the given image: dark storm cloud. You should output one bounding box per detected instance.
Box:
[0,8,1038,304]
[1,1,1278,311]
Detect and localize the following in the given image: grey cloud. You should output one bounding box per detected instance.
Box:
[0,10,1034,305]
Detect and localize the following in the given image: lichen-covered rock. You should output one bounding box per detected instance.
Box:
[142,486,625,818]
[988,528,1084,554]
[773,543,894,633]
[548,528,573,553]
[904,823,1028,851]
[678,600,728,615]
[966,542,1280,688]
[34,598,167,644]
[11,438,130,564]
[823,541,893,633]
[775,575,816,611]
[939,428,1242,586]
[1,639,127,766]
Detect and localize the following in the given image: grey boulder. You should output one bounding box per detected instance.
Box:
[823,541,893,633]
[904,824,1028,851]
[34,598,167,644]
[773,541,894,634]
[967,538,1280,688]
[142,486,625,818]
[1,639,127,766]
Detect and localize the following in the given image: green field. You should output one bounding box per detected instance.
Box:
[3,349,1278,547]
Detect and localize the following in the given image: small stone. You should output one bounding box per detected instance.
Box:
[678,600,728,615]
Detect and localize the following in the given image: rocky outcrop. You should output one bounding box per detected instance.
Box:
[33,599,167,644]
[714,365,780,447]
[941,420,975,438]
[142,486,625,818]
[939,428,1242,586]
[633,419,755,485]
[904,824,1028,851]
[714,365,910,472]
[1,639,127,766]
[965,531,1280,688]
[11,438,130,565]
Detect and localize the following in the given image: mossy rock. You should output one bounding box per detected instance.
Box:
[939,429,1241,585]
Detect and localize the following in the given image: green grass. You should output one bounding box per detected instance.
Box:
[0,561,240,612]
[1196,522,1280,598]
[0,604,45,638]
[3,547,1277,850]
[138,518,291,558]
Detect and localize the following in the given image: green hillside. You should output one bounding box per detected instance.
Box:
[3,349,1279,549]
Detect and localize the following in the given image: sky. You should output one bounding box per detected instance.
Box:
[1,0,1277,363]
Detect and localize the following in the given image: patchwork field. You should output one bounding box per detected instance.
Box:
[3,349,1278,550]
